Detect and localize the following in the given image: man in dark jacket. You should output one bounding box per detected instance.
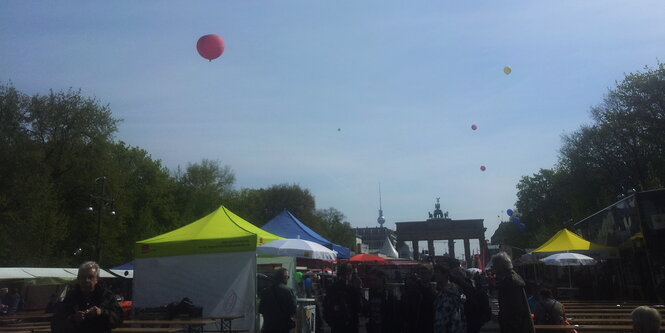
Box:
[51,261,123,333]
[323,263,362,333]
[401,265,435,333]
[259,268,297,333]
[492,252,535,333]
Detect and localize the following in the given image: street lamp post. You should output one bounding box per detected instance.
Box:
[87,176,115,264]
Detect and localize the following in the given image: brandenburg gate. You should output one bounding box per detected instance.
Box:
[395,198,487,263]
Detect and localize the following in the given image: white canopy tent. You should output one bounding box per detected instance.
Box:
[0,267,116,280]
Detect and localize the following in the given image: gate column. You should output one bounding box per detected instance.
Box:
[448,239,455,259]
[463,238,471,265]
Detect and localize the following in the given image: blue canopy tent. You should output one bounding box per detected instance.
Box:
[262,210,350,259]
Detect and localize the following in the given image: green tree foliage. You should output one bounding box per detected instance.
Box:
[315,207,356,249]
[0,83,355,266]
[228,184,317,226]
[503,63,665,248]
[174,159,236,223]
[225,184,356,248]
[0,86,119,265]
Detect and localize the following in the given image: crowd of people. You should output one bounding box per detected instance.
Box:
[256,252,663,333]
[0,256,663,333]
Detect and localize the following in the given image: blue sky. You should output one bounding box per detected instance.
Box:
[2,1,665,256]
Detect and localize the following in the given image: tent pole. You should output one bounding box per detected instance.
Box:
[568,266,572,288]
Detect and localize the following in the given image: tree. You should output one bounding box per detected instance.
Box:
[173,159,236,223]
[499,63,665,248]
[227,184,318,227]
[0,85,120,266]
[315,207,356,249]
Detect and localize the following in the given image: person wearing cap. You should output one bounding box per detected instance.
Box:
[51,261,123,333]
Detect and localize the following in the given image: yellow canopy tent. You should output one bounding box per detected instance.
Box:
[531,228,617,257]
[134,206,282,332]
[136,205,282,258]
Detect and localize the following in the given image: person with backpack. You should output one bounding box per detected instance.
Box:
[433,264,466,333]
[450,267,492,333]
[323,263,362,333]
[259,268,297,333]
[364,269,401,333]
[401,265,435,333]
[533,288,563,325]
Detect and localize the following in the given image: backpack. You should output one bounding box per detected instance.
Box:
[536,300,558,324]
[463,286,492,330]
[323,285,351,326]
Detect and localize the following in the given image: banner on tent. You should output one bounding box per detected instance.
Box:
[136,235,256,258]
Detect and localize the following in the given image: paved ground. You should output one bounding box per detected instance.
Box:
[318,296,501,333]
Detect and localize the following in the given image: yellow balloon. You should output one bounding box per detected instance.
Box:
[503,66,512,75]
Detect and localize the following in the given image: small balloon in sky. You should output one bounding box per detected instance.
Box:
[471,124,478,131]
[512,216,520,224]
[518,222,526,231]
[503,66,512,75]
[506,209,514,216]
[337,128,341,132]
[480,165,486,171]
[197,34,225,61]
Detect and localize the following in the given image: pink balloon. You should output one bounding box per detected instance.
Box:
[197,34,225,61]
[471,124,478,130]
[480,165,486,171]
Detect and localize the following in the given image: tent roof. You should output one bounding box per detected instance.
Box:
[0,267,115,280]
[531,228,616,253]
[379,236,399,258]
[262,210,351,259]
[136,206,282,258]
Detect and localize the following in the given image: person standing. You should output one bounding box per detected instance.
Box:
[401,265,435,333]
[3,288,21,315]
[432,264,466,333]
[491,252,535,333]
[0,287,9,315]
[364,269,400,333]
[324,263,362,333]
[259,268,297,333]
[51,261,123,333]
[449,267,491,333]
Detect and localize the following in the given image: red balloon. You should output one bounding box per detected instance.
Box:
[471,124,478,130]
[480,165,486,171]
[197,34,225,61]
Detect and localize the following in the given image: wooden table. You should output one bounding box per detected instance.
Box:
[0,327,49,332]
[205,316,244,333]
[28,328,185,333]
[113,329,185,333]
[536,324,633,332]
[0,313,53,323]
[124,319,217,333]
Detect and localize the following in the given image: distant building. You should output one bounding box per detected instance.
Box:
[355,227,396,255]
[395,198,487,266]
